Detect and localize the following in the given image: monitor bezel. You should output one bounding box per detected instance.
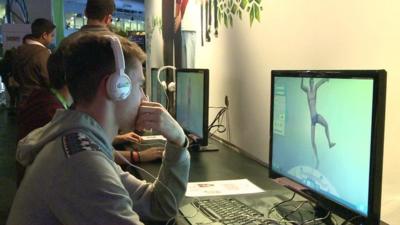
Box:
[175,68,210,146]
[150,67,167,107]
[269,70,386,225]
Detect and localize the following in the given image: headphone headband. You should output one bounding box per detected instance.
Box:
[104,35,132,101]
[106,35,125,74]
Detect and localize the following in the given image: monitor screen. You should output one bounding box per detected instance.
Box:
[176,69,209,146]
[270,70,386,224]
[150,68,167,108]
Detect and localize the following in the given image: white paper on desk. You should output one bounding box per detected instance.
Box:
[185,179,265,197]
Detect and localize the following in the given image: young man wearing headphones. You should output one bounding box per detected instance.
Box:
[58,0,162,165]
[7,34,190,224]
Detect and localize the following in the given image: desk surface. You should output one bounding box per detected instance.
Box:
[132,139,389,225]
[136,139,281,190]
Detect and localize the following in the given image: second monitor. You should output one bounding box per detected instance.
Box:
[175,68,217,151]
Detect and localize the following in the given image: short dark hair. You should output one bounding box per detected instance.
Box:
[64,34,146,104]
[31,18,56,38]
[47,50,67,90]
[85,0,116,20]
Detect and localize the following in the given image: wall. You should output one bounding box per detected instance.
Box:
[146,0,400,223]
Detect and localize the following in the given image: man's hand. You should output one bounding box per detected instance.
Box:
[139,147,164,162]
[136,101,186,147]
[113,132,142,145]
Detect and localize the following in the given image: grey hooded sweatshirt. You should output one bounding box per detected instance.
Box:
[7,109,190,225]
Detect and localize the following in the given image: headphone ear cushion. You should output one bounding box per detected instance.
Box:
[107,72,132,101]
[167,82,176,92]
[161,81,167,90]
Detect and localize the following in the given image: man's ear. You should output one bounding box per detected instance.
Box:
[101,75,112,100]
[103,14,112,25]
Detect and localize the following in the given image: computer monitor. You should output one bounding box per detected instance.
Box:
[269,70,386,225]
[150,68,167,108]
[176,68,216,150]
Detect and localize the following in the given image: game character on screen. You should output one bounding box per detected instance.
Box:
[301,78,335,168]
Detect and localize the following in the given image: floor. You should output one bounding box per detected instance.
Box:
[0,107,17,225]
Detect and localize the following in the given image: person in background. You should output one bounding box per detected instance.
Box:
[7,33,190,225]
[174,0,198,68]
[0,34,34,112]
[17,50,72,141]
[58,0,115,50]
[0,48,18,112]
[112,131,164,165]
[12,18,55,101]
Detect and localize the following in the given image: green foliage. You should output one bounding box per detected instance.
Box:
[240,0,248,10]
[231,4,238,14]
[217,0,262,28]
[249,3,261,25]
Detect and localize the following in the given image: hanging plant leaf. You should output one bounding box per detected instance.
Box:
[240,0,248,10]
[250,5,254,26]
[255,5,260,22]
[216,0,263,29]
[231,4,238,14]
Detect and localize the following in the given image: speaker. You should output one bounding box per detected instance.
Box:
[105,35,132,101]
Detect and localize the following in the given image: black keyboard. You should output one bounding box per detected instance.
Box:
[192,198,266,225]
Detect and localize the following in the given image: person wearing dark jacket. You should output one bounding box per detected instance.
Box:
[0,48,18,110]
[12,18,55,101]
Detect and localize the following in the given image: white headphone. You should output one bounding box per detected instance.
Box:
[158,65,176,92]
[160,81,176,92]
[105,35,132,101]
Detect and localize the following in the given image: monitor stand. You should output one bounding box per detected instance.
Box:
[187,134,219,152]
[188,143,219,152]
[199,144,218,152]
